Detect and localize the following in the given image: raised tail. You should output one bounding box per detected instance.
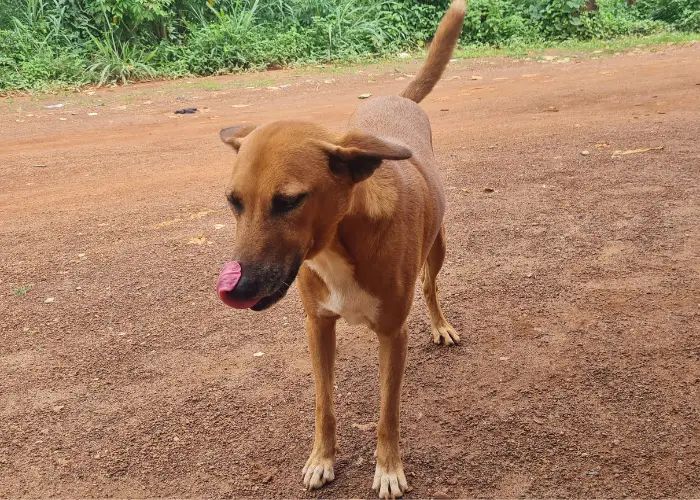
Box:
[400,0,467,103]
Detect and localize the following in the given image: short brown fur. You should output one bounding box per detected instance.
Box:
[219,1,466,497]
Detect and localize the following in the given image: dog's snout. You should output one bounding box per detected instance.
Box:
[227,272,260,301]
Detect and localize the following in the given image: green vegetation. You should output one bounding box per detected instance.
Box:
[11,285,32,296]
[0,0,698,92]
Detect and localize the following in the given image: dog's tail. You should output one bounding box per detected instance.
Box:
[400,0,467,104]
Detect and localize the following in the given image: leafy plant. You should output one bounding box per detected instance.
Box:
[0,0,698,92]
[636,0,700,30]
[87,31,156,85]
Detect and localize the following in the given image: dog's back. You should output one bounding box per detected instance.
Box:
[348,0,466,181]
[344,0,466,255]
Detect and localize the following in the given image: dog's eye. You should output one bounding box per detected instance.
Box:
[272,193,308,215]
[227,193,243,214]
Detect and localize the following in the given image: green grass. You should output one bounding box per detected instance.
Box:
[2,33,697,98]
[1,0,698,94]
[244,79,274,88]
[11,285,32,296]
[196,80,224,91]
[452,32,700,59]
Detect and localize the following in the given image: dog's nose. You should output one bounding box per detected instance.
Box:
[226,272,260,301]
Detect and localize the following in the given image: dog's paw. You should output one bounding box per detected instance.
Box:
[372,462,408,499]
[302,452,335,490]
[432,321,460,346]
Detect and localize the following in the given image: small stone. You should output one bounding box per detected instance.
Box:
[499,356,510,361]
[44,297,55,303]
[446,478,458,485]
[173,436,180,442]
[533,417,544,424]
[253,351,264,357]
[471,75,483,80]
[52,405,64,412]
[433,491,451,499]
[483,187,495,193]
[398,52,410,59]
[581,150,590,156]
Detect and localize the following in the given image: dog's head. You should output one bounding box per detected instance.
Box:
[217,120,411,311]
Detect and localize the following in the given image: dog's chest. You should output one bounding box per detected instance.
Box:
[305,250,380,327]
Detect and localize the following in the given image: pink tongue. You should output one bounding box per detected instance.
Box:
[216,261,260,309]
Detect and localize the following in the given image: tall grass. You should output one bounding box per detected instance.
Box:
[0,0,698,92]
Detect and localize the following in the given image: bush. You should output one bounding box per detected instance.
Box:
[0,24,87,91]
[0,0,697,92]
[185,22,310,74]
[591,0,670,37]
[636,0,700,29]
[463,0,538,45]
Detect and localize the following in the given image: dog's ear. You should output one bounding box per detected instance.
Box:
[220,124,257,152]
[315,131,412,183]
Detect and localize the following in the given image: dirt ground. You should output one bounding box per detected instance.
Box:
[1,44,699,499]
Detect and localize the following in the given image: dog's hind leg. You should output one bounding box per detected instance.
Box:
[422,225,460,345]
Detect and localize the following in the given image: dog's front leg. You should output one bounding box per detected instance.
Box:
[302,314,338,490]
[373,325,409,499]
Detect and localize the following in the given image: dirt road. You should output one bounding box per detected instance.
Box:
[1,44,699,498]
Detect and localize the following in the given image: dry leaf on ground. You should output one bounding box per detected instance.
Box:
[188,235,207,245]
[612,146,664,156]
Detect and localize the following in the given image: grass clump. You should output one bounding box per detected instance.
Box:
[0,0,698,92]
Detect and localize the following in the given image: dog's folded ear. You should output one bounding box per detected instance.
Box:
[220,124,258,152]
[315,131,412,183]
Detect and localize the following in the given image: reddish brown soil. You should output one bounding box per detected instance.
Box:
[1,45,699,499]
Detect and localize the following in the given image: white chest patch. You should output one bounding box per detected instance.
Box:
[306,249,380,327]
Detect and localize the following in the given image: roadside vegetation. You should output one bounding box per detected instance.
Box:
[1,0,698,92]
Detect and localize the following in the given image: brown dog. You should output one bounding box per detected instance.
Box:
[217,1,466,497]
